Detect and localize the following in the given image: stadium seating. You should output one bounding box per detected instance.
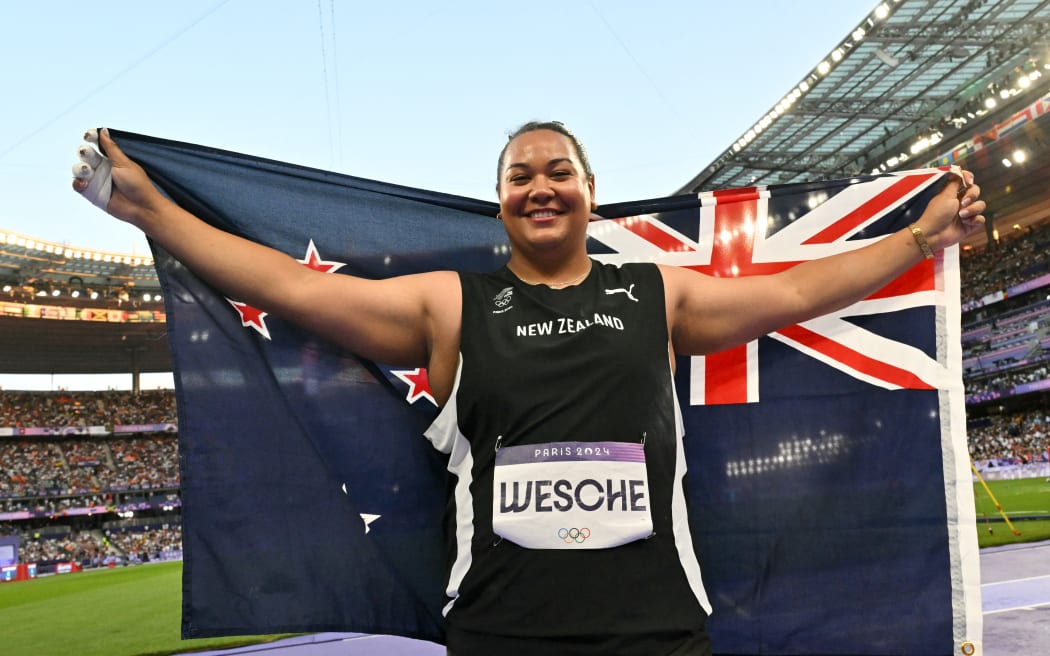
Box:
[0,391,181,571]
[961,221,1050,468]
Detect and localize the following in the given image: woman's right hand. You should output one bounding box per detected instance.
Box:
[72,128,167,229]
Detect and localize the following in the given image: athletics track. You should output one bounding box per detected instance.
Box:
[188,540,1050,656]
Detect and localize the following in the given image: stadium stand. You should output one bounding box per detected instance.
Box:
[961,219,1050,474]
[0,391,181,572]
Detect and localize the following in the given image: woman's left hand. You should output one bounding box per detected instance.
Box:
[917,169,986,251]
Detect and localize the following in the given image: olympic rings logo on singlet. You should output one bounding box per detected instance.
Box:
[558,527,591,544]
[492,441,653,550]
[493,287,513,308]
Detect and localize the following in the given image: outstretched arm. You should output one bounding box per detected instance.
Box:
[71,128,459,370]
[664,171,986,356]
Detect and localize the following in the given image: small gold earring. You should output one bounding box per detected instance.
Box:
[496,213,503,221]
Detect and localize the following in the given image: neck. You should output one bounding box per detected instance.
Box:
[508,255,593,288]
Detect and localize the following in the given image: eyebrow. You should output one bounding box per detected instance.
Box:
[505,157,576,171]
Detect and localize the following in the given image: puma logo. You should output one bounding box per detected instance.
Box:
[604,284,638,302]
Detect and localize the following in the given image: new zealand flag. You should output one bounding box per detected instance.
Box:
[107,129,980,655]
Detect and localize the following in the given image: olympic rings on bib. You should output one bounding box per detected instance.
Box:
[557,527,591,544]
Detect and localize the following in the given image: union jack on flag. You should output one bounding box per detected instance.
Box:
[588,170,959,405]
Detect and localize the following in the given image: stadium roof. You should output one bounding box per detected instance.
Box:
[0,232,161,296]
[678,0,1050,247]
[680,0,1050,190]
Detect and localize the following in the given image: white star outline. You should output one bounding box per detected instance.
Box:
[342,483,381,534]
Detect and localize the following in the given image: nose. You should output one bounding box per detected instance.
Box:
[528,176,555,203]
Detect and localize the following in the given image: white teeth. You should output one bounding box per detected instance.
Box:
[530,210,558,218]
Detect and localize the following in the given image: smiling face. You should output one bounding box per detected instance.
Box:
[497,129,596,257]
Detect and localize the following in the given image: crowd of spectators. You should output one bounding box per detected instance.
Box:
[0,389,176,428]
[0,440,62,498]
[968,407,1050,463]
[1,390,180,498]
[0,435,179,498]
[966,364,1050,400]
[3,525,183,567]
[104,526,182,563]
[0,494,110,514]
[960,223,1050,382]
[17,529,111,567]
[959,221,1050,467]
[960,221,1050,302]
[104,436,181,490]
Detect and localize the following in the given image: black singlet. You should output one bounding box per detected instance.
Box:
[425,260,712,655]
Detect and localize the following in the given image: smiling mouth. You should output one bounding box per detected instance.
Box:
[528,209,560,219]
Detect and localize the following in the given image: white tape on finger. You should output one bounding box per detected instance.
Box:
[80,154,112,211]
[77,145,103,168]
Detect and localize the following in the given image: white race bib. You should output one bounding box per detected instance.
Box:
[492,441,653,549]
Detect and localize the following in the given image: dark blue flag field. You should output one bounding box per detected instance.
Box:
[108,129,981,655]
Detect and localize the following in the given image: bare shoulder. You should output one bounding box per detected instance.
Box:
[415,269,462,320]
[655,263,753,356]
[380,268,462,336]
[656,263,716,307]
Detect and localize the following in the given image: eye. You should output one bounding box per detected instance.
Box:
[509,174,529,184]
[551,170,571,179]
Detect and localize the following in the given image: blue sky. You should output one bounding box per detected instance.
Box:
[0,0,879,388]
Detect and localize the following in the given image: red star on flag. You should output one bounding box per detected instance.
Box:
[391,368,437,406]
[227,299,271,340]
[298,239,346,273]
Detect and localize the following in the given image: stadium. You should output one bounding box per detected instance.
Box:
[3,1,1050,655]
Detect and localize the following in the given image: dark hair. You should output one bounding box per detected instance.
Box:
[496,121,593,193]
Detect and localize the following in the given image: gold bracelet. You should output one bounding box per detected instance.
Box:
[909,224,934,260]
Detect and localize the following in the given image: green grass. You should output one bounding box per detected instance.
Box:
[0,561,293,656]
[973,476,1050,548]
